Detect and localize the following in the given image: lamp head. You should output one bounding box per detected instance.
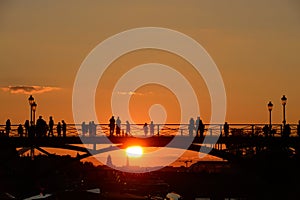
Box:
[31,101,37,111]
[28,95,34,105]
[268,101,273,111]
[281,95,287,105]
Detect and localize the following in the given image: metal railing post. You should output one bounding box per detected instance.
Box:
[220,125,222,137]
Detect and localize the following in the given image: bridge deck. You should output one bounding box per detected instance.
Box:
[0,135,299,148]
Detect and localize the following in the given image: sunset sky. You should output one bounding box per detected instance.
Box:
[1,0,300,126]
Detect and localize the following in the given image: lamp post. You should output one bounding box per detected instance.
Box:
[28,96,37,160]
[32,101,37,125]
[28,95,34,125]
[281,95,287,126]
[268,101,273,132]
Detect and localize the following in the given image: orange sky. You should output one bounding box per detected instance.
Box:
[1,0,300,125]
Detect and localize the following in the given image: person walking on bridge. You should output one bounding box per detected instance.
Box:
[195,117,200,137]
[125,120,130,136]
[143,123,148,137]
[57,122,62,137]
[91,121,97,136]
[81,121,87,137]
[116,117,121,136]
[150,121,155,136]
[196,117,205,137]
[48,116,54,137]
[36,116,47,137]
[109,116,115,136]
[62,120,67,137]
[188,118,195,137]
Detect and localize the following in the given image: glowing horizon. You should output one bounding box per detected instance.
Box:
[126,146,144,158]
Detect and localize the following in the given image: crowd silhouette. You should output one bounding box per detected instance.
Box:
[1,116,300,138]
[1,116,68,138]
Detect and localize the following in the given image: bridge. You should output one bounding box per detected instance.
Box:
[0,123,299,162]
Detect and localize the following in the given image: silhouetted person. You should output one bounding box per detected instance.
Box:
[116,117,121,136]
[24,120,30,137]
[297,120,300,137]
[262,125,269,137]
[188,118,195,137]
[150,121,155,136]
[283,124,291,138]
[48,116,54,137]
[18,124,24,137]
[90,121,96,136]
[109,116,115,136]
[198,119,205,137]
[5,119,11,137]
[81,122,87,136]
[195,117,201,136]
[143,123,148,136]
[62,120,67,137]
[126,121,130,136]
[224,122,229,137]
[36,116,47,137]
[57,122,62,137]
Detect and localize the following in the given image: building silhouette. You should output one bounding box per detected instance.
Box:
[106,154,114,168]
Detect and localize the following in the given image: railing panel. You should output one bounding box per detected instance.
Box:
[0,123,298,138]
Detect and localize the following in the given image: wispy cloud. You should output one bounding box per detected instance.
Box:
[117,91,144,96]
[1,85,61,94]
[117,91,154,96]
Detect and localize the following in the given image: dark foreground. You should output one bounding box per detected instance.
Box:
[0,149,300,200]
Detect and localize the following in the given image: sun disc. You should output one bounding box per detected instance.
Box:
[126,146,143,157]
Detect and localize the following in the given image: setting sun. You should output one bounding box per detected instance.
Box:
[126,146,143,158]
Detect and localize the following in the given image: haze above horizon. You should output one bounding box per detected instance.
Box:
[1,1,300,125]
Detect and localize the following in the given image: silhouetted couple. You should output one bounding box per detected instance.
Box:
[109,116,121,136]
[188,117,205,137]
[48,116,67,137]
[56,120,66,137]
[143,121,155,136]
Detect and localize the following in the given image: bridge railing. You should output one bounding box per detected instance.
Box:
[0,123,298,138]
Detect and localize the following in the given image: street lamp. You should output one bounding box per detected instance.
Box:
[28,95,34,125]
[28,95,37,160]
[281,95,287,126]
[268,101,273,132]
[28,95,34,105]
[31,101,37,125]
